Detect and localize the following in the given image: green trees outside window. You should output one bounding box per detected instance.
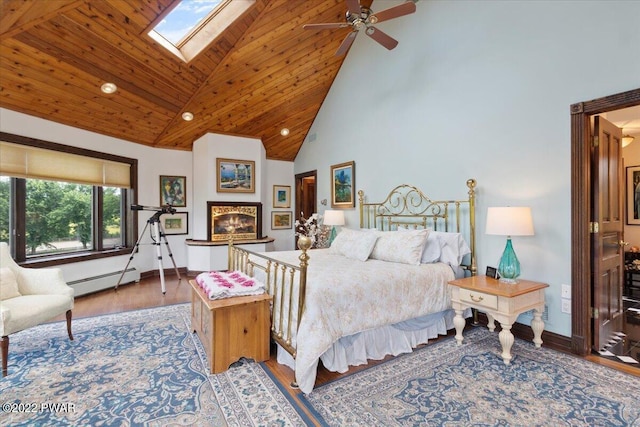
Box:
[1,177,124,258]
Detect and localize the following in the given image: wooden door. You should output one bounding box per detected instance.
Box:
[591,116,625,351]
[294,170,317,246]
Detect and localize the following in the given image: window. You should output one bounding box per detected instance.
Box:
[0,132,137,264]
[149,0,255,62]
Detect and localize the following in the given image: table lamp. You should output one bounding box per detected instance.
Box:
[485,207,535,284]
[323,210,345,245]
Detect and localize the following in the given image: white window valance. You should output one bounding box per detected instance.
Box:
[0,141,131,188]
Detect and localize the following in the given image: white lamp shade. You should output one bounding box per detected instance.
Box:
[486,207,534,236]
[323,209,345,226]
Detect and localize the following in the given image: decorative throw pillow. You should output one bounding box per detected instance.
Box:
[0,267,21,300]
[330,228,378,261]
[370,229,429,265]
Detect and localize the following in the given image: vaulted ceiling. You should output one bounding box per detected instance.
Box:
[0,0,376,161]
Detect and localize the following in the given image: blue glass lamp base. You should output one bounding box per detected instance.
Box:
[498,238,521,284]
[329,226,338,245]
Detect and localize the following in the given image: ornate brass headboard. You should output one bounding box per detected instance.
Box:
[358,179,477,275]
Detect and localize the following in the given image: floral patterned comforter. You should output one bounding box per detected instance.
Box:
[250,248,455,394]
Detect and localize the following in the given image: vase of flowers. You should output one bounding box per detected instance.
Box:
[295,212,320,249]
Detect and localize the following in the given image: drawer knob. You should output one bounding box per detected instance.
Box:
[470,294,484,302]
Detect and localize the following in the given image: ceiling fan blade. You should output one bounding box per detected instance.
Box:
[346,0,361,16]
[365,27,398,50]
[371,2,417,24]
[303,22,351,30]
[335,31,358,56]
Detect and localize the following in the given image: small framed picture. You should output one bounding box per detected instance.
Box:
[486,266,500,280]
[627,165,640,225]
[273,185,291,208]
[271,211,292,230]
[161,212,188,235]
[160,175,186,207]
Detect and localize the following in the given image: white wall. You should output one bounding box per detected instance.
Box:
[190,133,295,249]
[188,134,295,271]
[294,0,640,337]
[264,159,296,251]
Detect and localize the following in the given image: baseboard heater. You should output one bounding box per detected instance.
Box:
[68,268,140,297]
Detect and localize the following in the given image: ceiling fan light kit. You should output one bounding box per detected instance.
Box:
[303,0,416,56]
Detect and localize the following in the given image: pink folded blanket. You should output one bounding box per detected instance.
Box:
[195,270,265,300]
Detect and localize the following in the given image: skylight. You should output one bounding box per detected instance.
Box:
[154,0,223,47]
[149,0,255,62]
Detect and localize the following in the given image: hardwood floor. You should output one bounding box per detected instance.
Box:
[56,274,640,394]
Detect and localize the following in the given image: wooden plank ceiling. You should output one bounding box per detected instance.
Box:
[0,0,374,161]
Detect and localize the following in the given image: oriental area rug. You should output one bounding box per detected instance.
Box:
[0,304,307,426]
[296,327,640,427]
[2,303,640,427]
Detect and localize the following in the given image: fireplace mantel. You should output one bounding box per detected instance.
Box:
[185,237,274,246]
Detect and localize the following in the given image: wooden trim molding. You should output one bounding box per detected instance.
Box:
[570,88,640,356]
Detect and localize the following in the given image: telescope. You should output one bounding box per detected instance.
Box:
[117,203,181,294]
[131,204,176,215]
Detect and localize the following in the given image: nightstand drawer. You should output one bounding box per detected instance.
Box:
[459,288,498,310]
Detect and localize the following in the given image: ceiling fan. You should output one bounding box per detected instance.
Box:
[303,0,417,56]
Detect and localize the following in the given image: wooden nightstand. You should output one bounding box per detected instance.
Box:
[189,279,271,374]
[448,275,549,365]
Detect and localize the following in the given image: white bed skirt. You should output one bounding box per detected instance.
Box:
[276,308,472,374]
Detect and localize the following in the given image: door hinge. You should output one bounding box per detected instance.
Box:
[593,135,599,147]
[592,307,599,319]
[590,222,599,233]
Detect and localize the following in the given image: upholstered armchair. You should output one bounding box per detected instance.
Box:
[0,242,74,377]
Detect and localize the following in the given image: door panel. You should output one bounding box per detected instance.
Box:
[591,116,624,351]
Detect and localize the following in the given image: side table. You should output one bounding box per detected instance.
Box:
[448,275,549,365]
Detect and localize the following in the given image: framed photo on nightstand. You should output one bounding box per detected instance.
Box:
[486,266,500,280]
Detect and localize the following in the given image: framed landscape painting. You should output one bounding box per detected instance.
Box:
[271,211,292,229]
[161,212,188,235]
[331,161,355,208]
[273,185,291,208]
[216,158,255,193]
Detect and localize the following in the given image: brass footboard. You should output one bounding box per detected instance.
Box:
[228,240,309,358]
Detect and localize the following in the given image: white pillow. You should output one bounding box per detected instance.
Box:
[0,267,21,300]
[370,229,429,265]
[420,231,442,263]
[396,227,441,263]
[330,228,378,261]
[431,231,471,266]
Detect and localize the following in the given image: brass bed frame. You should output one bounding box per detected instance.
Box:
[228,178,477,360]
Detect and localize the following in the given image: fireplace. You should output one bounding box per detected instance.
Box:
[207,201,262,242]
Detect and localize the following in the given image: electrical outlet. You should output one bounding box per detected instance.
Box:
[561,284,571,299]
[561,298,571,314]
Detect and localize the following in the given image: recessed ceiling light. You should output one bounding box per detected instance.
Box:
[280,128,290,136]
[182,112,194,121]
[100,82,117,94]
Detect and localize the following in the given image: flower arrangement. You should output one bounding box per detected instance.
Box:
[295,212,320,243]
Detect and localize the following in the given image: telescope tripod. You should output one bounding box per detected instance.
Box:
[115,210,181,294]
